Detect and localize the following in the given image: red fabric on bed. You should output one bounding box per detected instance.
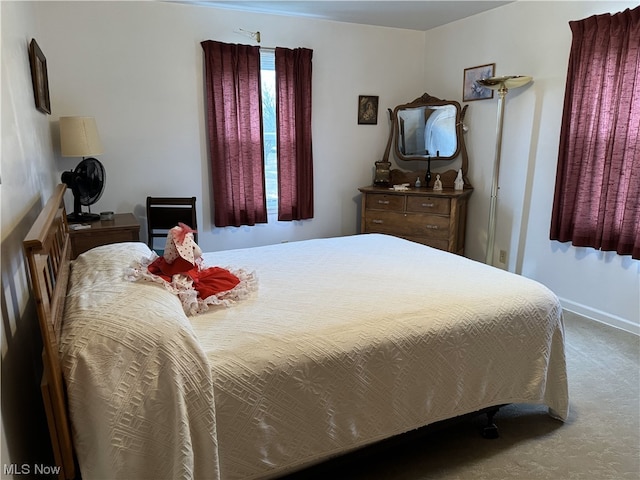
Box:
[148,257,240,299]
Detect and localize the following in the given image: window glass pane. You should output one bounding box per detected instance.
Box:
[261,50,278,213]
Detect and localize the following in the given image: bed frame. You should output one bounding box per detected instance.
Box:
[23,184,76,480]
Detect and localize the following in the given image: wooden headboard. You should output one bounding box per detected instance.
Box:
[23,184,76,479]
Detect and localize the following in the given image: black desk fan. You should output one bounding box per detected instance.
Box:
[61,157,105,222]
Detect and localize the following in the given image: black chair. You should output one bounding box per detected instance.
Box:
[146,197,197,252]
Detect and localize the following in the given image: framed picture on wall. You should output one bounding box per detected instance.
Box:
[463,63,495,102]
[358,95,379,125]
[29,39,51,114]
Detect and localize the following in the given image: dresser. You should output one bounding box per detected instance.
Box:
[69,213,140,259]
[359,186,472,255]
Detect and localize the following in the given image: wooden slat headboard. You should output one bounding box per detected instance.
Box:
[23,184,76,480]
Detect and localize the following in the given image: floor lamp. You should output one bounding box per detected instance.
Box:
[476,75,533,265]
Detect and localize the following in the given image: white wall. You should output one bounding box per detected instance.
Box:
[35,0,426,252]
[422,1,639,333]
[1,1,60,475]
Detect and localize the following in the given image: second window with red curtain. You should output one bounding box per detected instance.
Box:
[201,40,314,227]
[550,7,639,259]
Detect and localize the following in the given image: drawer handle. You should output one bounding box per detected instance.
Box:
[426,224,438,229]
[377,200,390,205]
[372,219,384,224]
[421,203,435,208]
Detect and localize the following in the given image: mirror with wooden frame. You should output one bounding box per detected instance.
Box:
[380,93,471,188]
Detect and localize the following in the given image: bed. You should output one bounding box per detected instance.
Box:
[24,185,569,480]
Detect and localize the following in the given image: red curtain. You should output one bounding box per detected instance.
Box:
[201,40,267,227]
[550,7,640,259]
[275,47,314,221]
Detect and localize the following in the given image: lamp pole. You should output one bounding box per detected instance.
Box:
[485,84,507,265]
[475,76,532,265]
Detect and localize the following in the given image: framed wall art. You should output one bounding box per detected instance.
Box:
[463,63,495,102]
[358,95,379,125]
[29,39,51,114]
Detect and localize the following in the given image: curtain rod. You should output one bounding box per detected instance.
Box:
[236,28,260,43]
[234,29,294,51]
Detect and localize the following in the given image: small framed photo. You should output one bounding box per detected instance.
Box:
[29,39,51,114]
[358,95,379,125]
[463,63,495,102]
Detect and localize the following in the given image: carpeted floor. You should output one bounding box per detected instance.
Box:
[283,311,640,480]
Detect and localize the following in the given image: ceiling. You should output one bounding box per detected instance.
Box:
[179,1,512,31]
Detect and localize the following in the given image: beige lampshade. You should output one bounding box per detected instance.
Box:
[59,116,104,157]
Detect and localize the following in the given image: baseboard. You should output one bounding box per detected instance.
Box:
[560,298,639,336]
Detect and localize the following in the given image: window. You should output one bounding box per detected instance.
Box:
[260,50,278,213]
[201,40,313,227]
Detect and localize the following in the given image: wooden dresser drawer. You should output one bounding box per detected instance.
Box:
[364,211,450,239]
[406,196,450,215]
[403,235,449,251]
[402,213,450,239]
[365,193,405,211]
[363,210,405,234]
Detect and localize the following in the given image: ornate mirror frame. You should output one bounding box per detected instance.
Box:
[381,93,471,188]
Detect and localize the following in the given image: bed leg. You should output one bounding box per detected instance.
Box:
[481,406,500,439]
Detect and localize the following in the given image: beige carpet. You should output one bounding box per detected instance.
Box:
[282,311,640,480]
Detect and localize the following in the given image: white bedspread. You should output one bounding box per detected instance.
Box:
[62,242,220,480]
[61,234,568,480]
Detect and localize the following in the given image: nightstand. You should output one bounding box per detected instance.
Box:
[69,213,140,259]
